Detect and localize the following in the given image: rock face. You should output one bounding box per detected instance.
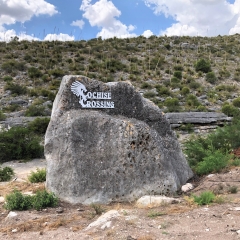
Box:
[45,75,193,204]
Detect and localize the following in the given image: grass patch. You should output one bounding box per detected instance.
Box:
[192,191,215,205]
[147,211,166,218]
[90,203,105,215]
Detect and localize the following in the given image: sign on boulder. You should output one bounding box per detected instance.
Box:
[45,75,193,204]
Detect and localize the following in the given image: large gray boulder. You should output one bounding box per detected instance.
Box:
[45,75,193,204]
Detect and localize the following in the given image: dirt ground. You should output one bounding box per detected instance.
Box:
[0,159,240,240]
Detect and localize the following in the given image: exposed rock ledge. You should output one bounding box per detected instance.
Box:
[165,112,232,128]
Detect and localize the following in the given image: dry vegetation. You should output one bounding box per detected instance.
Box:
[1,34,240,115]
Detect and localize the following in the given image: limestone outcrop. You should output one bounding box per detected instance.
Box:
[165,112,231,128]
[45,75,193,204]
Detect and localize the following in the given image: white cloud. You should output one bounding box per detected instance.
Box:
[71,20,85,29]
[230,0,240,35]
[144,0,240,36]
[0,29,39,42]
[44,33,75,41]
[0,0,58,26]
[142,30,154,38]
[80,0,137,39]
[0,0,58,42]
[128,25,136,32]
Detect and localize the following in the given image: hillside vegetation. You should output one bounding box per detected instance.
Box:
[0,34,240,118]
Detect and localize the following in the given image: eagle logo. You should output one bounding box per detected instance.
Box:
[70,81,88,107]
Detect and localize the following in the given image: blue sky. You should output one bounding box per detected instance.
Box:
[0,0,239,41]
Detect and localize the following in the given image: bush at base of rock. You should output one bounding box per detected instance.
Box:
[0,127,43,163]
[4,190,58,211]
[28,168,46,183]
[184,120,240,175]
[195,150,231,175]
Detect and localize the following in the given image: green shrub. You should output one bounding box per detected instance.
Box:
[42,74,52,82]
[221,104,240,117]
[49,79,61,90]
[170,77,181,88]
[141,82,152,89]
[28,168,46,183]
[3,76,13,82]
[179,124,194,133]
[0,111,6,121]
[165,98,181,112]
[0,166,14,181]
[233,98,240,108]
[31,190,58,211]
[28,89,39,97]
[174,65,184,71]
[28,67,43,78]
[25,105,46,117]
[197,105,207,112]
[193,191,215,205]
[4,83,27,95]
[156,85,171,97]
[219,69,231,78]
[189,81,201,90]
[28,117,50,135]
[3,104,21,112]
[171,77,180,84]
[1,60,25,73]
[181,87,190,95]
[216,85,235,92]
[186,94,200,107]
[4,190,32,210]
[144,91,156,98]
[48,68,65,78]
[195,150,231,175]
[206,72,217,84]
[184,120,240,175]
[229,186,238,194]
[173,71,182,80]
[24,54,33,62]
[165,69,171,74]
[195,59,211,73]
[4,189,58,211]
[0,127,43,162]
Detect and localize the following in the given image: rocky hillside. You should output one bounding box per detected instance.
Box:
[0,35,240,131]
